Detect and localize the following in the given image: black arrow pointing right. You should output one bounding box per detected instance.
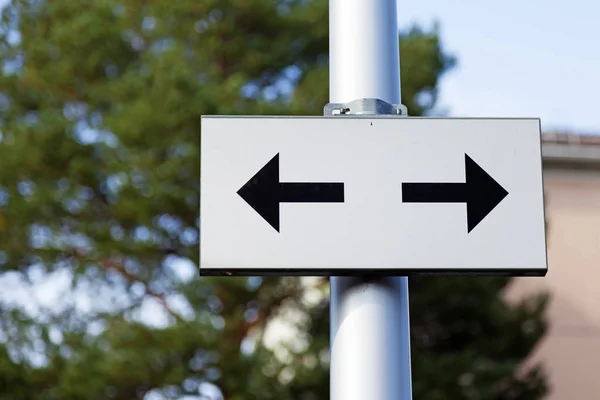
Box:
[402,154,509,233]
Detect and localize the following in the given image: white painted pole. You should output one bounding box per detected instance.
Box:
[329,1,413,400]
[329,0,401,104]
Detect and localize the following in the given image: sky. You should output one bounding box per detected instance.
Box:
[398,0,600,133]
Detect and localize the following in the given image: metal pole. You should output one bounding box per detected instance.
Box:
[328,1,413,400]
[329,0,401,104]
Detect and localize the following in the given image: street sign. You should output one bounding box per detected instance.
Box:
[200,116,547,276]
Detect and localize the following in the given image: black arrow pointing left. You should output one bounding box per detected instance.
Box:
[237,154,344,232]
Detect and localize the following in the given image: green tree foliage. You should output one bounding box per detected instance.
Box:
[0,0,548,399]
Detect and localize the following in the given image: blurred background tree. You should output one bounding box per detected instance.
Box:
[0,0,549,399]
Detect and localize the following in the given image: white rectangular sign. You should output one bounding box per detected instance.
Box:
[200,116,547,276]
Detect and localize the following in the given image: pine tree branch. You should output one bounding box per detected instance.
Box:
[70,249,186,324]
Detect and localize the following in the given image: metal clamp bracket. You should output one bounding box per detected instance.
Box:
[324,98,408,116]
